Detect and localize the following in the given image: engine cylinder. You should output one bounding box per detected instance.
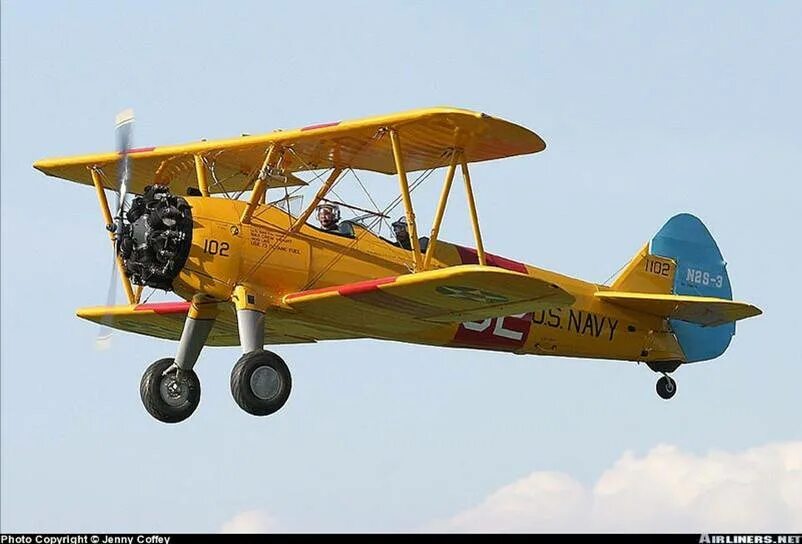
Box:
[117,185,193,291]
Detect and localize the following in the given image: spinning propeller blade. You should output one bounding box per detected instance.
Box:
[95,257,119,351]
[114,108,135,230]
[95,108,135,349]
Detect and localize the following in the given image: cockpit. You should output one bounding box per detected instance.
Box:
[277,198,428,252]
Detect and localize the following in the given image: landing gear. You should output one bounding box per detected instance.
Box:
[140,358,201,423]
[136,287,294,422]
[656,374,677,400]
[139,296,217,423]
[229,297,291,417]
[230,350,292,416]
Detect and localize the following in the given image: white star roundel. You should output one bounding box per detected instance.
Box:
[435,285,509,304]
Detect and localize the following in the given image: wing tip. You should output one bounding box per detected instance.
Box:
[745,304,763,319]
[32,159,51,174]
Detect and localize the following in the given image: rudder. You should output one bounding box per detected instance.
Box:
[650,213,734,362]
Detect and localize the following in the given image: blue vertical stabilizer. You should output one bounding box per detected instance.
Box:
[651,214,735,362]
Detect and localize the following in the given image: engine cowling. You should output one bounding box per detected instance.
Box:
[117,185,193,291]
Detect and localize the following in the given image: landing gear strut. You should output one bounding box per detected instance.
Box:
[139,296,218,423]
[137,288,295,422]
[656,374,677,400]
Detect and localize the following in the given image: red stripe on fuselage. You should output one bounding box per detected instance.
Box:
[454,245,527,273]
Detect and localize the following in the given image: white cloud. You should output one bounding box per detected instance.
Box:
[220,510,282,533]
[437,471,590,533]
[429,442,802,533]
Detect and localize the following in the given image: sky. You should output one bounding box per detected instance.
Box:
[2,0,801,533]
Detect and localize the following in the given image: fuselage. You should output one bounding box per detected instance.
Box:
[172,197,684,365]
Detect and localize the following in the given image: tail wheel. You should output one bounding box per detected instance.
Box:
[656,375,677,400]
[230,350,292,416]
[140,358,201,423]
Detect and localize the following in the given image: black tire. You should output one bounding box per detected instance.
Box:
[656,375,677,400]
[140,358,201,423]
[230,350,292,416]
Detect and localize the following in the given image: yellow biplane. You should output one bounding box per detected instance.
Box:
[34,107,762,423]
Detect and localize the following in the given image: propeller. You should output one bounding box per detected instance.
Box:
[114,108,134,234]
[95,257,119,351]
[95,109,135,350]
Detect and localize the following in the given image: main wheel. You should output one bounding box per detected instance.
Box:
[230,350,292,416]
[140,358,201,423]
[656,375,677,400]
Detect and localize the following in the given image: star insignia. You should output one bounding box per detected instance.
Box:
[435,285,509,304]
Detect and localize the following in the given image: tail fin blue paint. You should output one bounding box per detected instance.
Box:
[650,214,734,363]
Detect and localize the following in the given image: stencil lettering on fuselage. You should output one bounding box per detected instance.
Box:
[531,308,619,342]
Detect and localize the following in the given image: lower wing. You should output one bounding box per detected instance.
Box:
[282,265,574,337]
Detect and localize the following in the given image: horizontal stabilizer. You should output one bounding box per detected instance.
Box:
[595,291,761,327]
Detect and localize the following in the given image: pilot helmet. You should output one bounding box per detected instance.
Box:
[391,216,408,232]
[316,202,340,223]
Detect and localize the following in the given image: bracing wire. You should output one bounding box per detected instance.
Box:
[299,166,437,290]
[239,133,437,287]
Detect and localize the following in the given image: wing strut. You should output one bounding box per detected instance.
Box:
[241,145,282,224]
[389,130,423,271]
[89,167,136,304]
[419,149,487,269]
[423,150,460,270]
[460,155,486,265]
[193,154,210,196]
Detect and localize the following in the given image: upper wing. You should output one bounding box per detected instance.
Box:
[595,291,762,327]
[282,265,574,337]
[34,107,545,196]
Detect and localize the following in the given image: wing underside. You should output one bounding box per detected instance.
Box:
[77,302,353,346]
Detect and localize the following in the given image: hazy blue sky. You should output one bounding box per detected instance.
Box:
[2,1,800,533]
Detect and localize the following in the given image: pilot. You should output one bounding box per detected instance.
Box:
[316,203,341,232]
[392,216,412,250]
